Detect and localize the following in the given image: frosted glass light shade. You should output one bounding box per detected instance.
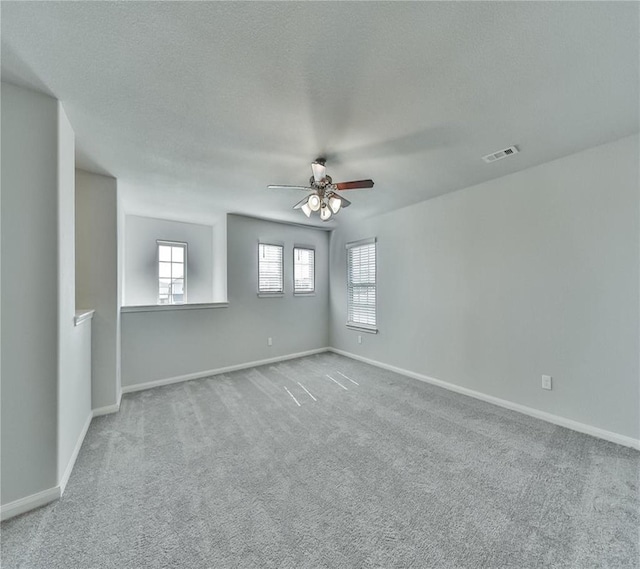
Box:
[320,203,332,221]
[308,193,321,211]
[301,202,312,217]
[328,194,342,214]
[311,161,326,182]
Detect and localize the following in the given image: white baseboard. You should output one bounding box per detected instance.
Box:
[59,411,93,495]
[92,401,120,417]
[3,412,95,521]
[328,348,640,451]
[1,486,60,522]
[122,347,331,394]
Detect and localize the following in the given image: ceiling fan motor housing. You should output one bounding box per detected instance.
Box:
[310,174,332,188]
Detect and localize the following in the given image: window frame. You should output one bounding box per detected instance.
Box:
[346,237,378,333]
[293,246,315,296]
[257,242,284,296]
[157,240,188,305]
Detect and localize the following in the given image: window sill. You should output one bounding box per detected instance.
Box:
[121,302,229,314]
[74,309,95,326]
[346,324,378,334]
[257,293,284,298]
[294,292,315,297]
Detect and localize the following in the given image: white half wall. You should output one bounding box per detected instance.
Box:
[329,134,640,441]
[76,170,120,410]
[124,215,216,305]
[1,82,59,505]
[121,214,329,387]
[57,105,92,484]
[117,186,124,398]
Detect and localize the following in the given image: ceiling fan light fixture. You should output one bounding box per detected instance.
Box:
[270,159,373,221]
[320,203,332,221]
[328,193,342,214]
[308,193,321,212]
[311,160,326,182]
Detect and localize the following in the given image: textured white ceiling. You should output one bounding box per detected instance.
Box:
[2,2,638,228]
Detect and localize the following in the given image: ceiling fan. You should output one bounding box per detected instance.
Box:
[268,158,374,221]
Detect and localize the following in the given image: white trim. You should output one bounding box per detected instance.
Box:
[121,302,229,313]
[122,347,330,394]
[1,396,125,520]
[346,324,378,334]
[345,236,376,249]
[328,348,640,451]
[92,401,120,417]
[59,412,92,495]
[74,309,95,326]
[1,487,61,521]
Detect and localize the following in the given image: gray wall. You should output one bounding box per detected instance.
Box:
[121,214,329,387]
[124,215,214,305]
[1,83,59,504]
[1,84,92,506]
[76,170,120,410]
[212,216,228,302]
[329,134,639,440]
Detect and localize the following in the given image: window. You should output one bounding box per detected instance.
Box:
[347,238,377,331]
[158,241,187,304]
[293,247,315,294]
[258,243,284,294]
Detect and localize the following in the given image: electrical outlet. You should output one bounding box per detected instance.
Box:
[358,335,362,344]
[267,337,272,347]
[541,375,552,390]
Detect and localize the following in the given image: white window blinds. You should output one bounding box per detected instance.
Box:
[347,238,377,329]
[258,243,284,293]
[293,248,315,293]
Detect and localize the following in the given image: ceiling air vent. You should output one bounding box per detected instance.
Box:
[482,145,519,163]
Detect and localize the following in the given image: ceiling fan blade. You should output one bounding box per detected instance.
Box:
[334,179,374,190]
[292,196,309,210]
[267,185,313,191]
[339,196,352,208]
